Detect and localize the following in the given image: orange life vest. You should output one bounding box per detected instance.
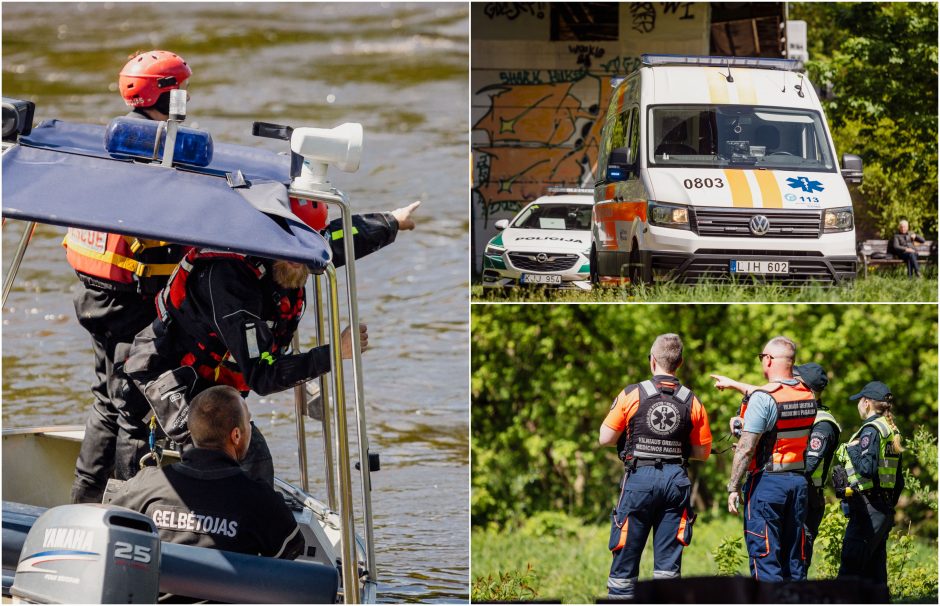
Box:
[747,381,817,473]
[63,228,183,294]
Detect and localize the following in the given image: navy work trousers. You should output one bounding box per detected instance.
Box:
[743,470,808,581]
[607,463,693,598]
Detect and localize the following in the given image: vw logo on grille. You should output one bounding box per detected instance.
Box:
[536,253,549,263]
[749,215,770,236]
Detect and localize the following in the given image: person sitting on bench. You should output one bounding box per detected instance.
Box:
[890,220,925,277]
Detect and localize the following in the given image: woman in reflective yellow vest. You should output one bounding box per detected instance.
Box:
[834,381,903,585]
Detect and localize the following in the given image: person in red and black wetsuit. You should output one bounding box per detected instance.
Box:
[119,197,418,484]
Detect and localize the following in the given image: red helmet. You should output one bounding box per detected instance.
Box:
[289,197,328,231]
[119,50,191,107]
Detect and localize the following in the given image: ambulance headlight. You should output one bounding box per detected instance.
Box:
[823,207,854,233]
[648,202,690,230]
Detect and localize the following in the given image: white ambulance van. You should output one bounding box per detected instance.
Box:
[593,55,863,285]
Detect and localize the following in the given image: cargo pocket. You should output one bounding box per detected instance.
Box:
[609,507,629,552]
[608,481,651,552]
[142,366,204,444]
[676,506,696,546]
[744,518,770,558]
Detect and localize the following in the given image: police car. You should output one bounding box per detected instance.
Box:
[481,193,593,290]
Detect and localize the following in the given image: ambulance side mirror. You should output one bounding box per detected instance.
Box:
[841,153,863,184]
[606,147,635,183]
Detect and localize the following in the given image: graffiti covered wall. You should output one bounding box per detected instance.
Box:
[471,2,710,272]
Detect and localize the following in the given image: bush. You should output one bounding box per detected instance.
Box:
[902,426,939,515]
[713,535,746,576]
[519,511,583,539]
[810,501,849,579]
[471,564,539,602]
[887,524,939,602]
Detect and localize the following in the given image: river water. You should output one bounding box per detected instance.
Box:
[2,2,469,602]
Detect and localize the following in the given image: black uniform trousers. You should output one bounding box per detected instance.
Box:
[803,485,826,569]
[70,285,156,503]
[837,492,894,584]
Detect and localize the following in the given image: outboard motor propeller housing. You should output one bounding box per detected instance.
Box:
[11,504,160,604]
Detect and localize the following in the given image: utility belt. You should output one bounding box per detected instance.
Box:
[751,467,806,476]
[136,431,187,470]
[626,457,685,471]
[863,491,897,508]
[830,463,896,502]
[845,487,895,503]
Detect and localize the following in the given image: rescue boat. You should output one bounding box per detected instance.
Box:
[1,97,378,603]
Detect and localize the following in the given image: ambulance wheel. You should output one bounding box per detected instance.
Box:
[629,241,652,285]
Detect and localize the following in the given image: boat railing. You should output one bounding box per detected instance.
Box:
[286,185,377,604]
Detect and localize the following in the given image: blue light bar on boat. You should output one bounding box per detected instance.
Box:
[105,117,213,167]
[641,54,800,72]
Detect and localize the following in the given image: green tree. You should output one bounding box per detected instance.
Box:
[791,2,939,237]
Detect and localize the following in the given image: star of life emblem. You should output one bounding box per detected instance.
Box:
[648,401,680,435]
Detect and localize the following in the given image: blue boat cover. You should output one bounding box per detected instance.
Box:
[2,120,331,270]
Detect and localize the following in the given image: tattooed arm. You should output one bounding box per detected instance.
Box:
[727,430,761,514]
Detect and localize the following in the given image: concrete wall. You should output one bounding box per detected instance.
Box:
[471,2,712,272]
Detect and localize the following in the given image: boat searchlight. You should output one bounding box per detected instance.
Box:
[290,122,363,191]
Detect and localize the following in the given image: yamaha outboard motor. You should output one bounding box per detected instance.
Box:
[11,505,159,603]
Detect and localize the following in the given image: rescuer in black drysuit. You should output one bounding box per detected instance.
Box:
[111,385,306,559]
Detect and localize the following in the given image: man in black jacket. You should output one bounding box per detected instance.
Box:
[111,385,304,559]
[890,220,926,277]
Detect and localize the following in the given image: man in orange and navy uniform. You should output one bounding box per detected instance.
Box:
[724,336,817,581]
[599,333,712,600]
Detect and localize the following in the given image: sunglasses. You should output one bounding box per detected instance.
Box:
[758,353,791,362]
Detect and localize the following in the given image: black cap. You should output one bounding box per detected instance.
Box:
[849,381,892,401]
[793,363,828,393]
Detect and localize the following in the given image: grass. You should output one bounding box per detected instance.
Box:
[472,272,938,303]
[471,515,938,603]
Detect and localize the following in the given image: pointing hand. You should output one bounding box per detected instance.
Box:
[391,201,421,231]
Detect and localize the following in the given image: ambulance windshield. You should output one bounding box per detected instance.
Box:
[648,105,835,172]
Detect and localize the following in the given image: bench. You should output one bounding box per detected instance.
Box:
[857,239,936,277]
